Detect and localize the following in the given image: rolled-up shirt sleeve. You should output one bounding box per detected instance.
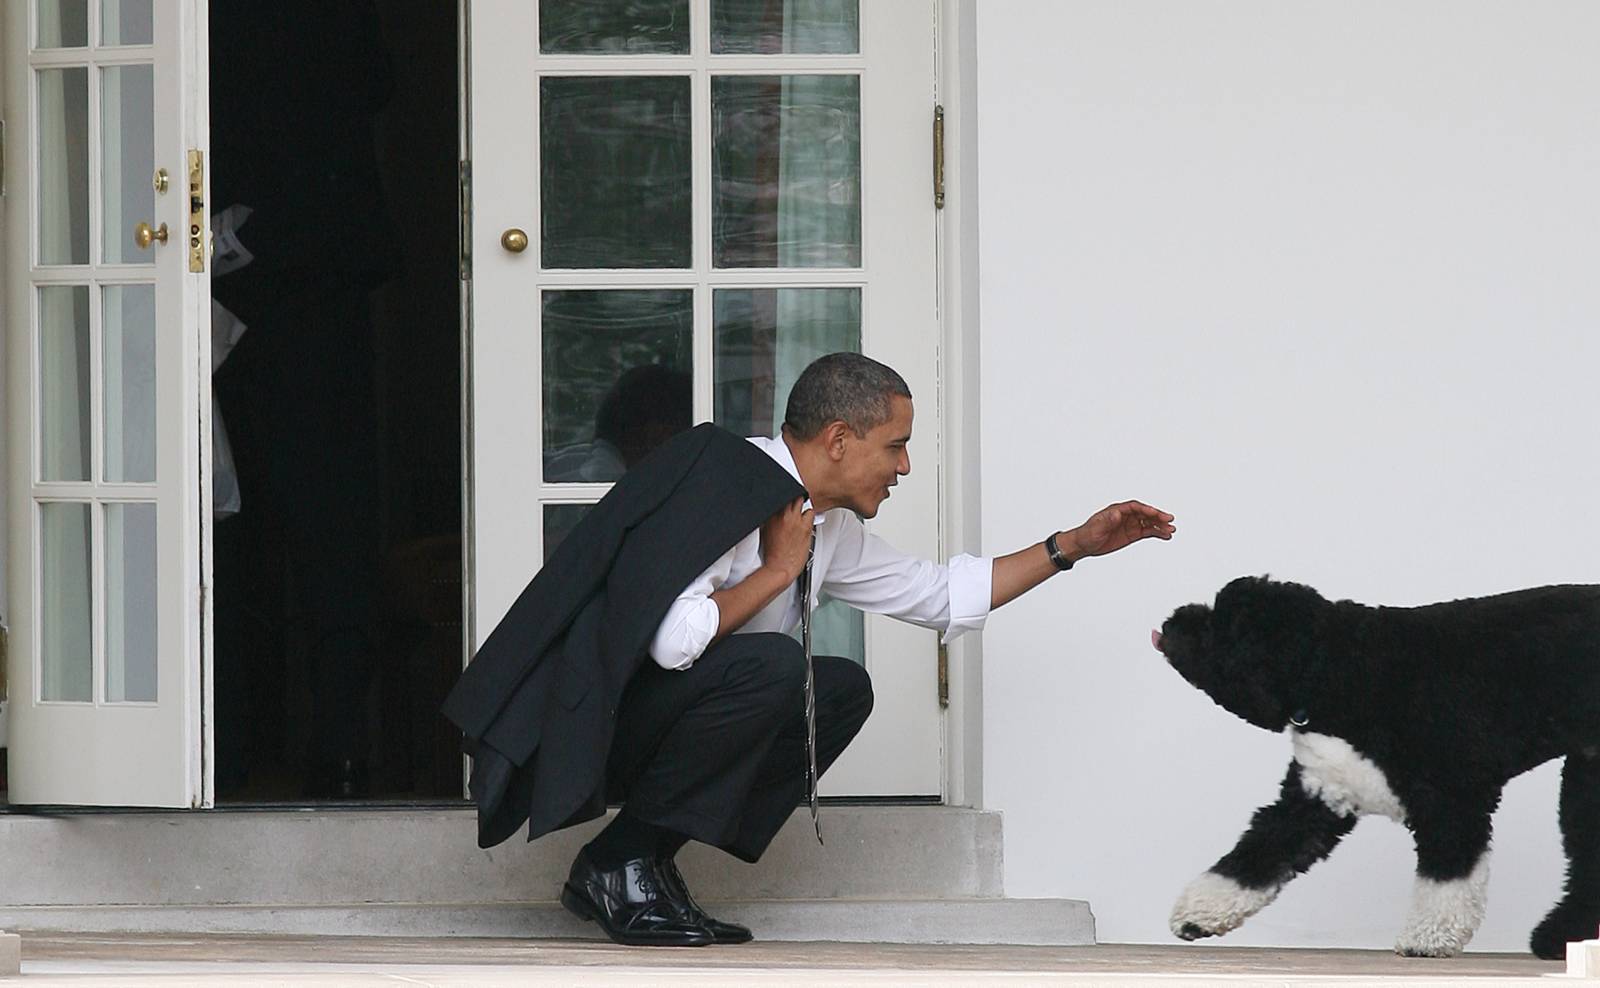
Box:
[942,552,994,640]
[821,516,994,643]
[648,546,736,671]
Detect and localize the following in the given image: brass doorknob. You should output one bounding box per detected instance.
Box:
[501,228,529,253]
[134,221,169,249]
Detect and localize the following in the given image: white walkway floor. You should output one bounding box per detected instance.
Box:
[0,933,1575,986]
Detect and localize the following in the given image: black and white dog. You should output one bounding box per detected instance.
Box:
[1153,576,1600,959]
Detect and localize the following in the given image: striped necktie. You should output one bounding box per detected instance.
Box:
[798,529,823,845]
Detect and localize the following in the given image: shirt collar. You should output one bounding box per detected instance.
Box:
[750,434,826,527]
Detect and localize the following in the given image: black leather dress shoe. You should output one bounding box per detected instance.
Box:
[560,849,713,947]
[659,857,754,944]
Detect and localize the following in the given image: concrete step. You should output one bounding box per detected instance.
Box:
[0,805,1002,906]
[0,805,1095,945]
[0,898,1096,945]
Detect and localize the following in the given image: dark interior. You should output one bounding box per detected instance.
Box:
[208,0,463,801]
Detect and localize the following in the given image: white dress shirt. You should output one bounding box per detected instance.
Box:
[648,435,994,671]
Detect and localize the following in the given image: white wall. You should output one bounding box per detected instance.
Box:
[977,0,1600,951]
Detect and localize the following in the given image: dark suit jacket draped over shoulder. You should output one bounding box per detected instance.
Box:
[442,423,806,848]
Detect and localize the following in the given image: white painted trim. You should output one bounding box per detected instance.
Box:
[187,0,212,810]
[0,12,12,763]
[0,5,13,632]
[937,0,984,809]
[457,0,475,797]
[4,0,27,760]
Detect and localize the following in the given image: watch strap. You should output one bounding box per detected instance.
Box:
[1045,532,1074,571]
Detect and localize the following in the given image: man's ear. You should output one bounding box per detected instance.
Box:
[822,420,851,461]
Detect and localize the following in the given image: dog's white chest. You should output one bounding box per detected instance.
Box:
[1292,731,1406,821]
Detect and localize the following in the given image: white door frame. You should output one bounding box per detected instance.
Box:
[934,0,983,810]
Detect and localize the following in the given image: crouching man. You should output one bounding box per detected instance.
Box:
[444,352,1176,945]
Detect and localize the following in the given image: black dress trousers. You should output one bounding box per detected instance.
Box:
[605,632,874,863]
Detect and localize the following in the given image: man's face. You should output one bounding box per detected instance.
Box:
[838,395,913,518]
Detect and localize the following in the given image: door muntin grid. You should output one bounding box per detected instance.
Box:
[29,0,160,707]
[531,1,867,660]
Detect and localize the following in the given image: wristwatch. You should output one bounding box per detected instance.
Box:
[1044,532,1074,571]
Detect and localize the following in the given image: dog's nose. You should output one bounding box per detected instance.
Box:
[1151,629,1164,652]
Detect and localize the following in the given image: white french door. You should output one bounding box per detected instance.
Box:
[470,0,942,795]
[3,0,210,806]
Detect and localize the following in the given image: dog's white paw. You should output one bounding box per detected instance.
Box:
[1394,859,1489,959]
[1170,871,1279,940]
[1393,936,1465,958]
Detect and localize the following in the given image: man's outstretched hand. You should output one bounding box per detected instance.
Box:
[990,500,1176,609]
[1068,501,1176,559]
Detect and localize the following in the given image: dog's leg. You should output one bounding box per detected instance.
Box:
[1171,762,1356,940]
[1395,807,1492,958]
[1531,751,1600,960]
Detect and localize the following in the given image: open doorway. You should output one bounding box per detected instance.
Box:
[208,0,463,801]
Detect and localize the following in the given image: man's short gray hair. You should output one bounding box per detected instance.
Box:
[783,352,912,440]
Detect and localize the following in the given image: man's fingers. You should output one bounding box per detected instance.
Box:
[1123,500,1174,522]
[1115,499,1176,542]
[1081,501,1177,550]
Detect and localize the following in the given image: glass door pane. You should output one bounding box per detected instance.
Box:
[39,502,94,701]
[38,285,93,482]
[103,284,157,482]
[540,77,694,269]
[37,67,91,265]
[101,64,156,264]
[101,0,153,45]
[540,0,690,54]
[541,289,694,483]
[543,503,593,562]
[712,286,860,435]
[105,501,159,702]
[711,0,859,54]
[712,286,863,661]
[37,0,90,48]
[711,75,861,268]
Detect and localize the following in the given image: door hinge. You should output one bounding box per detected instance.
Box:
[186,149,206,272]
[937,641,950,708]
[932,104,946,210]
[1,119,8,197]
[459,159,472,281]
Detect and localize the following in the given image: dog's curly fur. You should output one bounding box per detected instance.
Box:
[1155,576,1600,959]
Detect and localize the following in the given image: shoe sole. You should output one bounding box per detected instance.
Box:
[560,883,714,947]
